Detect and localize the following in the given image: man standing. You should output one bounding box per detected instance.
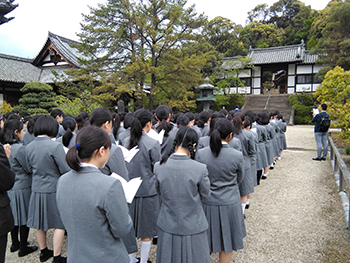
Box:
[311,104,330,161]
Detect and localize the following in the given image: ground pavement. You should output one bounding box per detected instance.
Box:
[5,125,350,263]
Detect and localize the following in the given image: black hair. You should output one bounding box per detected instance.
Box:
[89,108,112,128]
[66,126,111,172]
[184,112,195,122]
[124,112,135,129]
[118,112,126,122]
[244,116,252,129]
[34,115,58,137]
[245,110,256,122]
[235,104,240,109]
[277,114,284,121]
[50,109,64,119]
[155,105,173,136]
[210,118,233,157]
[209,112,225,135]
[62,117,77,147]
[321,104,327,111]
[197,111,210,128]
[219,109,228,116]
[259,112,270,125]
[7,114,21,121]
[160,127,198,164]
[112,113,121,140]
[129,109,152,150]
[0,119,24,145]
[232,116,242,135]
[176,114,189,128]
[75,112,89,130]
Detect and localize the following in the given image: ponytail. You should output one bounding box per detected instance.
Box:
[210,129,222,157]
[66,126,111,172]
[62,128,73,147]
[62,117,76,147]
[128,109,152,150]
[210,118,233,157]
[155,105,173,136]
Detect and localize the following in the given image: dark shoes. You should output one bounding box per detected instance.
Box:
[18,245,38,257]
[40,248,53,262]
[52,255,67,263]
[245,204,250,209]
[10,243,20,252]
[312,157,326,161]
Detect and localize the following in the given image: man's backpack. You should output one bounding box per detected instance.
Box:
[319,115,331,132]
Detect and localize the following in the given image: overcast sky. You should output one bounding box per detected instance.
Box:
[0,0,331,58]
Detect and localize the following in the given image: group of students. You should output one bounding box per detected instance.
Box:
[0,105,287,263]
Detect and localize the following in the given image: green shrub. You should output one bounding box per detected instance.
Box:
[345,145,350,155]
[289,93,315,124]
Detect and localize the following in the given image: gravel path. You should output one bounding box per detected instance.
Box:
[5,125,350,262]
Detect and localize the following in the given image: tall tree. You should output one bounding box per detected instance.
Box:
[314,66,350,143]
[311,0,350,71]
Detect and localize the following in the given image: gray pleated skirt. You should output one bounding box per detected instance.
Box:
[257,143,269,168]
[27,192,64,231]
[265,141,274,165]
[203,203,246,253]
[130,195,159,239]
[7,187,31,226]
[239,160,254,196]
[156,228,211,263]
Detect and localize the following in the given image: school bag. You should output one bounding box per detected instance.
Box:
[319,114,330,132]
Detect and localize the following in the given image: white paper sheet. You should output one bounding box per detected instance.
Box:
[111,173,142,203]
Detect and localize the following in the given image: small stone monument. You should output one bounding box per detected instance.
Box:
[195,77,218,111]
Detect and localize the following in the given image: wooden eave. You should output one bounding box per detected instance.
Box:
[32,39,77,68]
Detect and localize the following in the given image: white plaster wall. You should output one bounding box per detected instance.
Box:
[237,87,251,94]
[0,94,3,106]
[253,78,261,88]
[253,67,261,77]
[288,64,295,75]
[288,87,295,94]
[296,84,312,92]
[238,70,251,78]
[313,65,322,73]
[297,65,312,74]
[229,87,237,94]
[253,88,261,95]
[288,76,295,86]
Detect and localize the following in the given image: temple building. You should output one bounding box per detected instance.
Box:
[0,32,86,105]
[0,0,17,25]
[222,40,321,95]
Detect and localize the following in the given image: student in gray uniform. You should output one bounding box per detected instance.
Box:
[259,112,274,179]
[198,111,211,137]
[126,109,161,263]
[57,126,132,263]
[277,114,287,159]
[196,118,246,263]
[50,109,65,138]
[0,119,38,257]
[232,114,256,213]
[89,108,129,180]
[89,108,137,261]
[184,112,202,139]
[25,115,70,263]
[119,112,134,146]
[155,105,178,158]
[154,127,211,263]
[56,117,77,152]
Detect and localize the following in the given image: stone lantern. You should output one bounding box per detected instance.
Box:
[195,77,218,111]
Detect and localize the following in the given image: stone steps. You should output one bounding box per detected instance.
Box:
[242,94,292,124]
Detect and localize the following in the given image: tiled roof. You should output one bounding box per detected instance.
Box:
[47,32,86,67]
[0,53,41,83]
[223,42,319,66]
[0,32,85,84]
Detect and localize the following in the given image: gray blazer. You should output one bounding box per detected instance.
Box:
[118,128,130,146]
[154,154,210,235]
[26,137,70,193]
[100,144,129,181]
[160,125,178,158]
[196,144,243,206]
[125,132,161,197]
[198,136,242,152]
[201,124,210,137]
[8,143,31,190]
[57,167,132,263]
